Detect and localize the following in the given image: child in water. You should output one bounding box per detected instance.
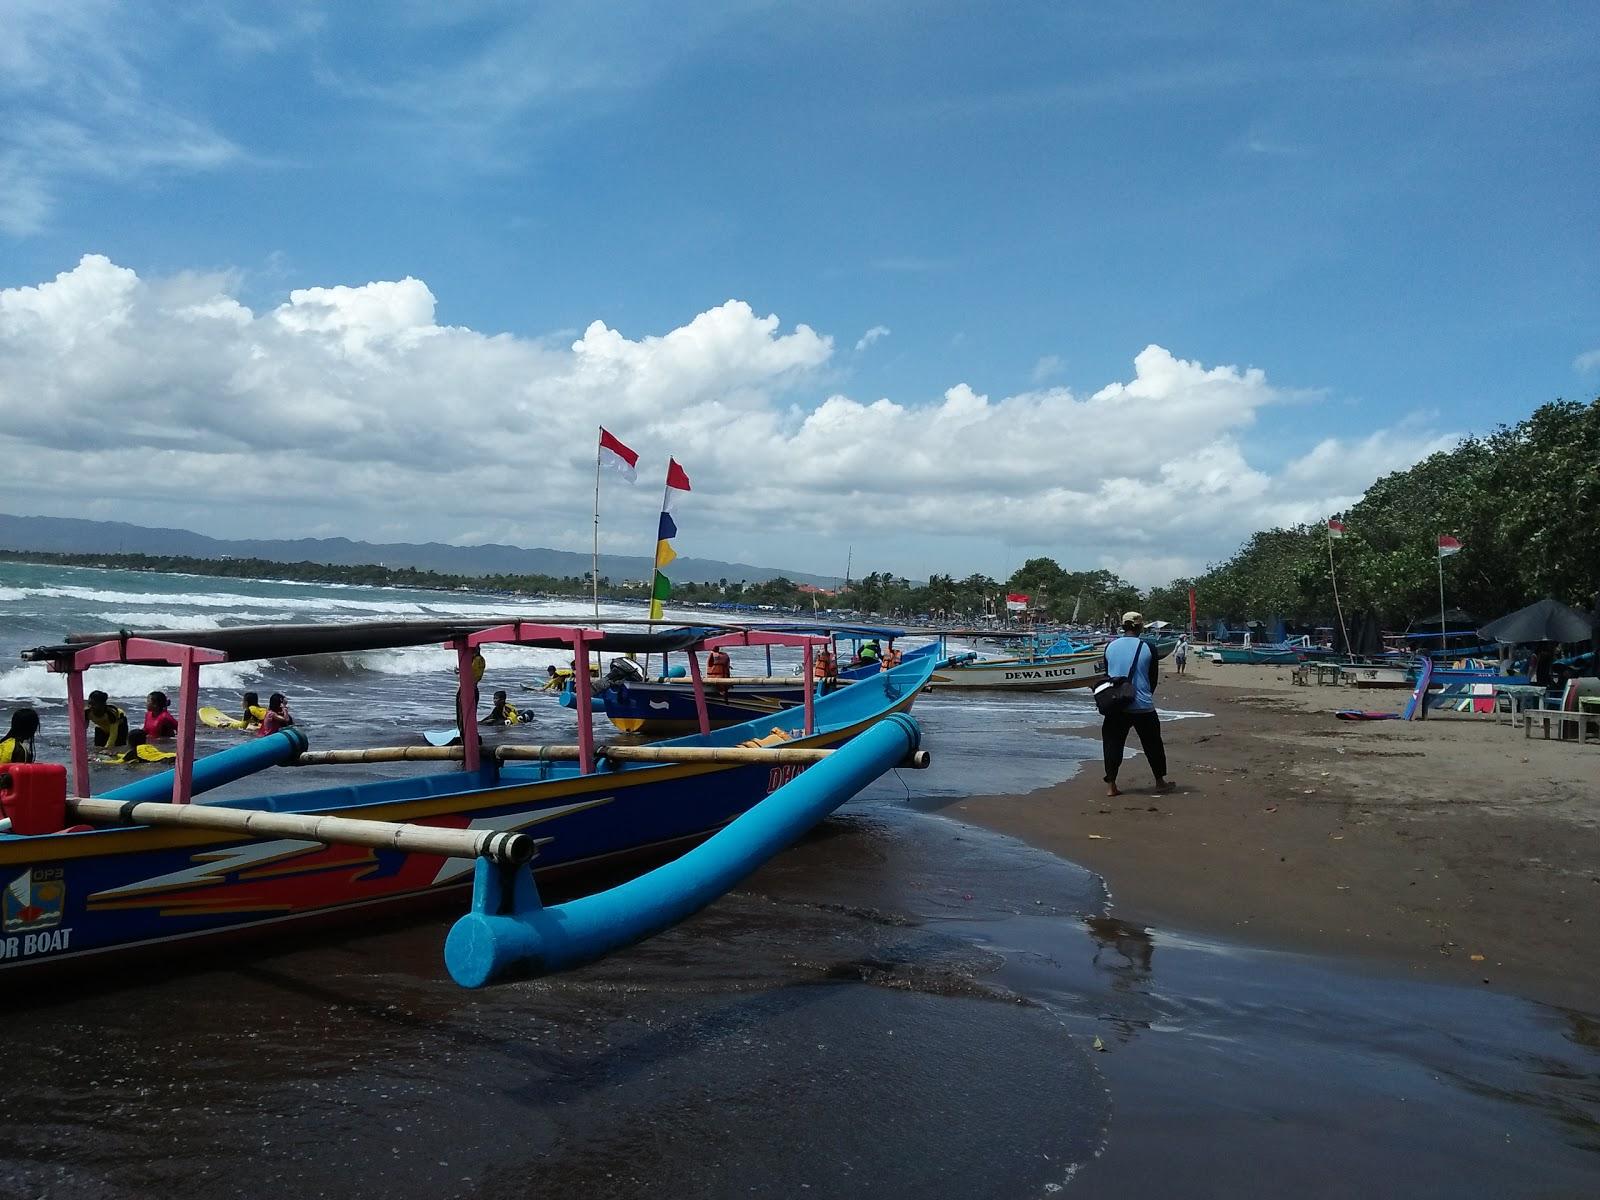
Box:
[144,691,179,740]
[483,690,519,726]
[257,693,294,736]
[84,691,130,749]
[240,692,264,729]
[0,707,40,764]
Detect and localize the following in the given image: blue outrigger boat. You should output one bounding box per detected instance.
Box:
[1,619,932,984]
[571,640,939,734]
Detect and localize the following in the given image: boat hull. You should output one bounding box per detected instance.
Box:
[592,643,936,734]
[927,652,1101,690]
[0,660,932,979]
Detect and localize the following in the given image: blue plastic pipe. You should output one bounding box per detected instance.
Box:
[445,712,922,987]
[99,729,309,803]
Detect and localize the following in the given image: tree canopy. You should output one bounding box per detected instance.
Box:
[1143,398,1600,629]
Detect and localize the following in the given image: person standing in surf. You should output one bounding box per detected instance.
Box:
[456,650,487,729]
[1098,613,1176,797]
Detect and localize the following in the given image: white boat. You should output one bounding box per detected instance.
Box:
[1343,664,1413,688]
[926,651,1102,691]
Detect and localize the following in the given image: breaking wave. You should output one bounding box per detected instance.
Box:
[0,661,263,703]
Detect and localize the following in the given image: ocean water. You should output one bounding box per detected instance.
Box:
[1,562,1597,1198]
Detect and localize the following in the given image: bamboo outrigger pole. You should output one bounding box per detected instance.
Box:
[499,743,932,768]
[64,797,536,865]
[290,743,931,769]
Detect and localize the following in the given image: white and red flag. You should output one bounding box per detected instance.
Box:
[663,457,692,505]
[598,427,639,481]
[1326,519,1346,539]
[1005,593,1029,612]
[1437,534,1462,557]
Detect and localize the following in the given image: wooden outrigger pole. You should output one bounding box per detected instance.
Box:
[64,796,535,864]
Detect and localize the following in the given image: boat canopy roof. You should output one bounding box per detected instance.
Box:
[758,622,907,640]
[23,619,728,667]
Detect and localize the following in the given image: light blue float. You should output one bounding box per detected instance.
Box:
[100,729,309,802]
[445,712,923,987]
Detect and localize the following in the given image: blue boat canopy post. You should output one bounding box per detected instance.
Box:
[43,635,230,802]
[446,710,924,987]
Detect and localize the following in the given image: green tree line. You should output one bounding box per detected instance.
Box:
[1143,398,1600,628]
[10,397,1593,630]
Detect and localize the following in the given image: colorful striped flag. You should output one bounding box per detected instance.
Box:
[649,460,692,620]
[1437,534,1462,557]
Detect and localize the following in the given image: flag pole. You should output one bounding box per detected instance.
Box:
[649,468,671,630]
[592,427,603,623]
[1327,524,1351,656]
[1436,536,1447,651]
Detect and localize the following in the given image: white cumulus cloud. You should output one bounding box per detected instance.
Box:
[0,255,1454,584]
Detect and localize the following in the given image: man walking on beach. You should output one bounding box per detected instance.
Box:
[1099,613,1176,797]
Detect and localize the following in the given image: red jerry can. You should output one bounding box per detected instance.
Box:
[0,762,68,835]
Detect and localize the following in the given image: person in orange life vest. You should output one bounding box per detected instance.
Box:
[258,693,294,736]
[706,648,732,678]
[0,707,40,764]
[143,691,179,740]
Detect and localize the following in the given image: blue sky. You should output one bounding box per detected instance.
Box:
[2,2,1596,584]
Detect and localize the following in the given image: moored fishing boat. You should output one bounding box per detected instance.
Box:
[579,641,939,734]
[0,618,933,981]
[927,648,1102,691]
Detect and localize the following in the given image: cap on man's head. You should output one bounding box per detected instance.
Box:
[1121,611,1144,628]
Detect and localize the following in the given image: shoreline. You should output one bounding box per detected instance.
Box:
[943,660,1600,1013]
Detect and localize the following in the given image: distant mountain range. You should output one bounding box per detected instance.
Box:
[0,514,843,588]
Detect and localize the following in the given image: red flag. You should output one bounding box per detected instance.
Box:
[665,458,692,492]
[1326,519,1346,539]
[1437,534,1462,557]
[1188,587,1197,631]
[597,428,638,480]
[1005,593,1029,612]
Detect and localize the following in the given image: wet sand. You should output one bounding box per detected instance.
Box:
[951,659,1600,1011]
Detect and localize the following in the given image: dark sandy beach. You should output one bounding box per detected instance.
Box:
[950,659,1600,1011]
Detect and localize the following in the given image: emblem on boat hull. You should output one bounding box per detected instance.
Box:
[4,867,65,932]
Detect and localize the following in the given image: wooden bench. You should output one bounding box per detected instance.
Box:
[1522,707,1600,745]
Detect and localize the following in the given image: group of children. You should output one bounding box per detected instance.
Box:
[0,690,295,767]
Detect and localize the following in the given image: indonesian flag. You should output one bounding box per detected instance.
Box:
[598,428,638,481]
[664,457,692,498]
[1437,534,1462,557]
[1006,593,1029,612]
[1327,519,1346,539]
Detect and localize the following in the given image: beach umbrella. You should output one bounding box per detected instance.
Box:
[1477,598,1596,645]
[1349,610,1385,657]
[1411,607,1477,630]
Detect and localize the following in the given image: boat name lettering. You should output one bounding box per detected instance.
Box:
[0,927,73,960]
[766,764,807,793]
[1002,667,1080,681]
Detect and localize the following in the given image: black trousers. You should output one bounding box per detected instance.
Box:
[1101,710,1167,783]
